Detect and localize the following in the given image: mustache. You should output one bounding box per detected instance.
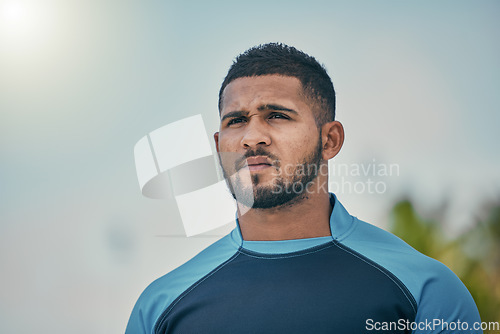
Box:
[235,148,280,170]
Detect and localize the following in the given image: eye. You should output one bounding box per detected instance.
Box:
[269,112,290,120]
[227,117,247,126]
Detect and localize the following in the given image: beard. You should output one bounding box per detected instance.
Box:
[219,134,324,209]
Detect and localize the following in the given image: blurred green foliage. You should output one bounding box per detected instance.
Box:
[390,199,500,322]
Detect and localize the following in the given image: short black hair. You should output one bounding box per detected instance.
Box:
[218,43,336,126]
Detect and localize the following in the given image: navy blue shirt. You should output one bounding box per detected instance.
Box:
[126,194,481,333]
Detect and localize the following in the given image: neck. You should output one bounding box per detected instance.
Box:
[236,183,333,241]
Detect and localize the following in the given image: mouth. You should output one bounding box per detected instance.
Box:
[243,156,273,172]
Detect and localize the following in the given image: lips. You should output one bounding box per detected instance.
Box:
[240,155,274,172]
[246,156,272,167]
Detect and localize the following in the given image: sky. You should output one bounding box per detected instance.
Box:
[1,1,499,332]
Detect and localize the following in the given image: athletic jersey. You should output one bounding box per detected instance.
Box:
[126,194,482,333]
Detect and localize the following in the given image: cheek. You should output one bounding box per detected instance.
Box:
[217,133,236,152]
[275,143,306,173]
[276,128,319,163]
[217,134,245,172]
[281,126,318,151]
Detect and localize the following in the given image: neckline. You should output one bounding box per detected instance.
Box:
[229,193,356,254]
[241,236,333,254]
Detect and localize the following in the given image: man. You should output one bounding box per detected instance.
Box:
[126,43,481,333]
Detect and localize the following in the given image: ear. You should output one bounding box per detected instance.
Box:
[320,121,344,160]
[213,132,220,153]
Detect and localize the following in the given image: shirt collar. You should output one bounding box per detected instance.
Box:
[230,193,356,252]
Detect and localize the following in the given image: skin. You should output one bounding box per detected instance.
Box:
[214,75,344,241]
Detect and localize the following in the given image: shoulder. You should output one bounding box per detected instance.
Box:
[341,218,481,326]
[125,233,239,334]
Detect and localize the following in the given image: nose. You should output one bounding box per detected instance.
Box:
[240,118,271,148]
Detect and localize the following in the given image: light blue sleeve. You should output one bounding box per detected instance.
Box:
[412,259,482,334]
[126,289,155,334]
[125,233,239,334]
[341,218,482,334]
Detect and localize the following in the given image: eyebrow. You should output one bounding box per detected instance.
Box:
[258,104,298,114]
[220,110,248,124]
[221,104,298,123]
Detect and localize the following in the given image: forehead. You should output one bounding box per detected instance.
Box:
[220,75,308,115]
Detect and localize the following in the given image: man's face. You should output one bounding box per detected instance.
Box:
[215,75,324,209]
